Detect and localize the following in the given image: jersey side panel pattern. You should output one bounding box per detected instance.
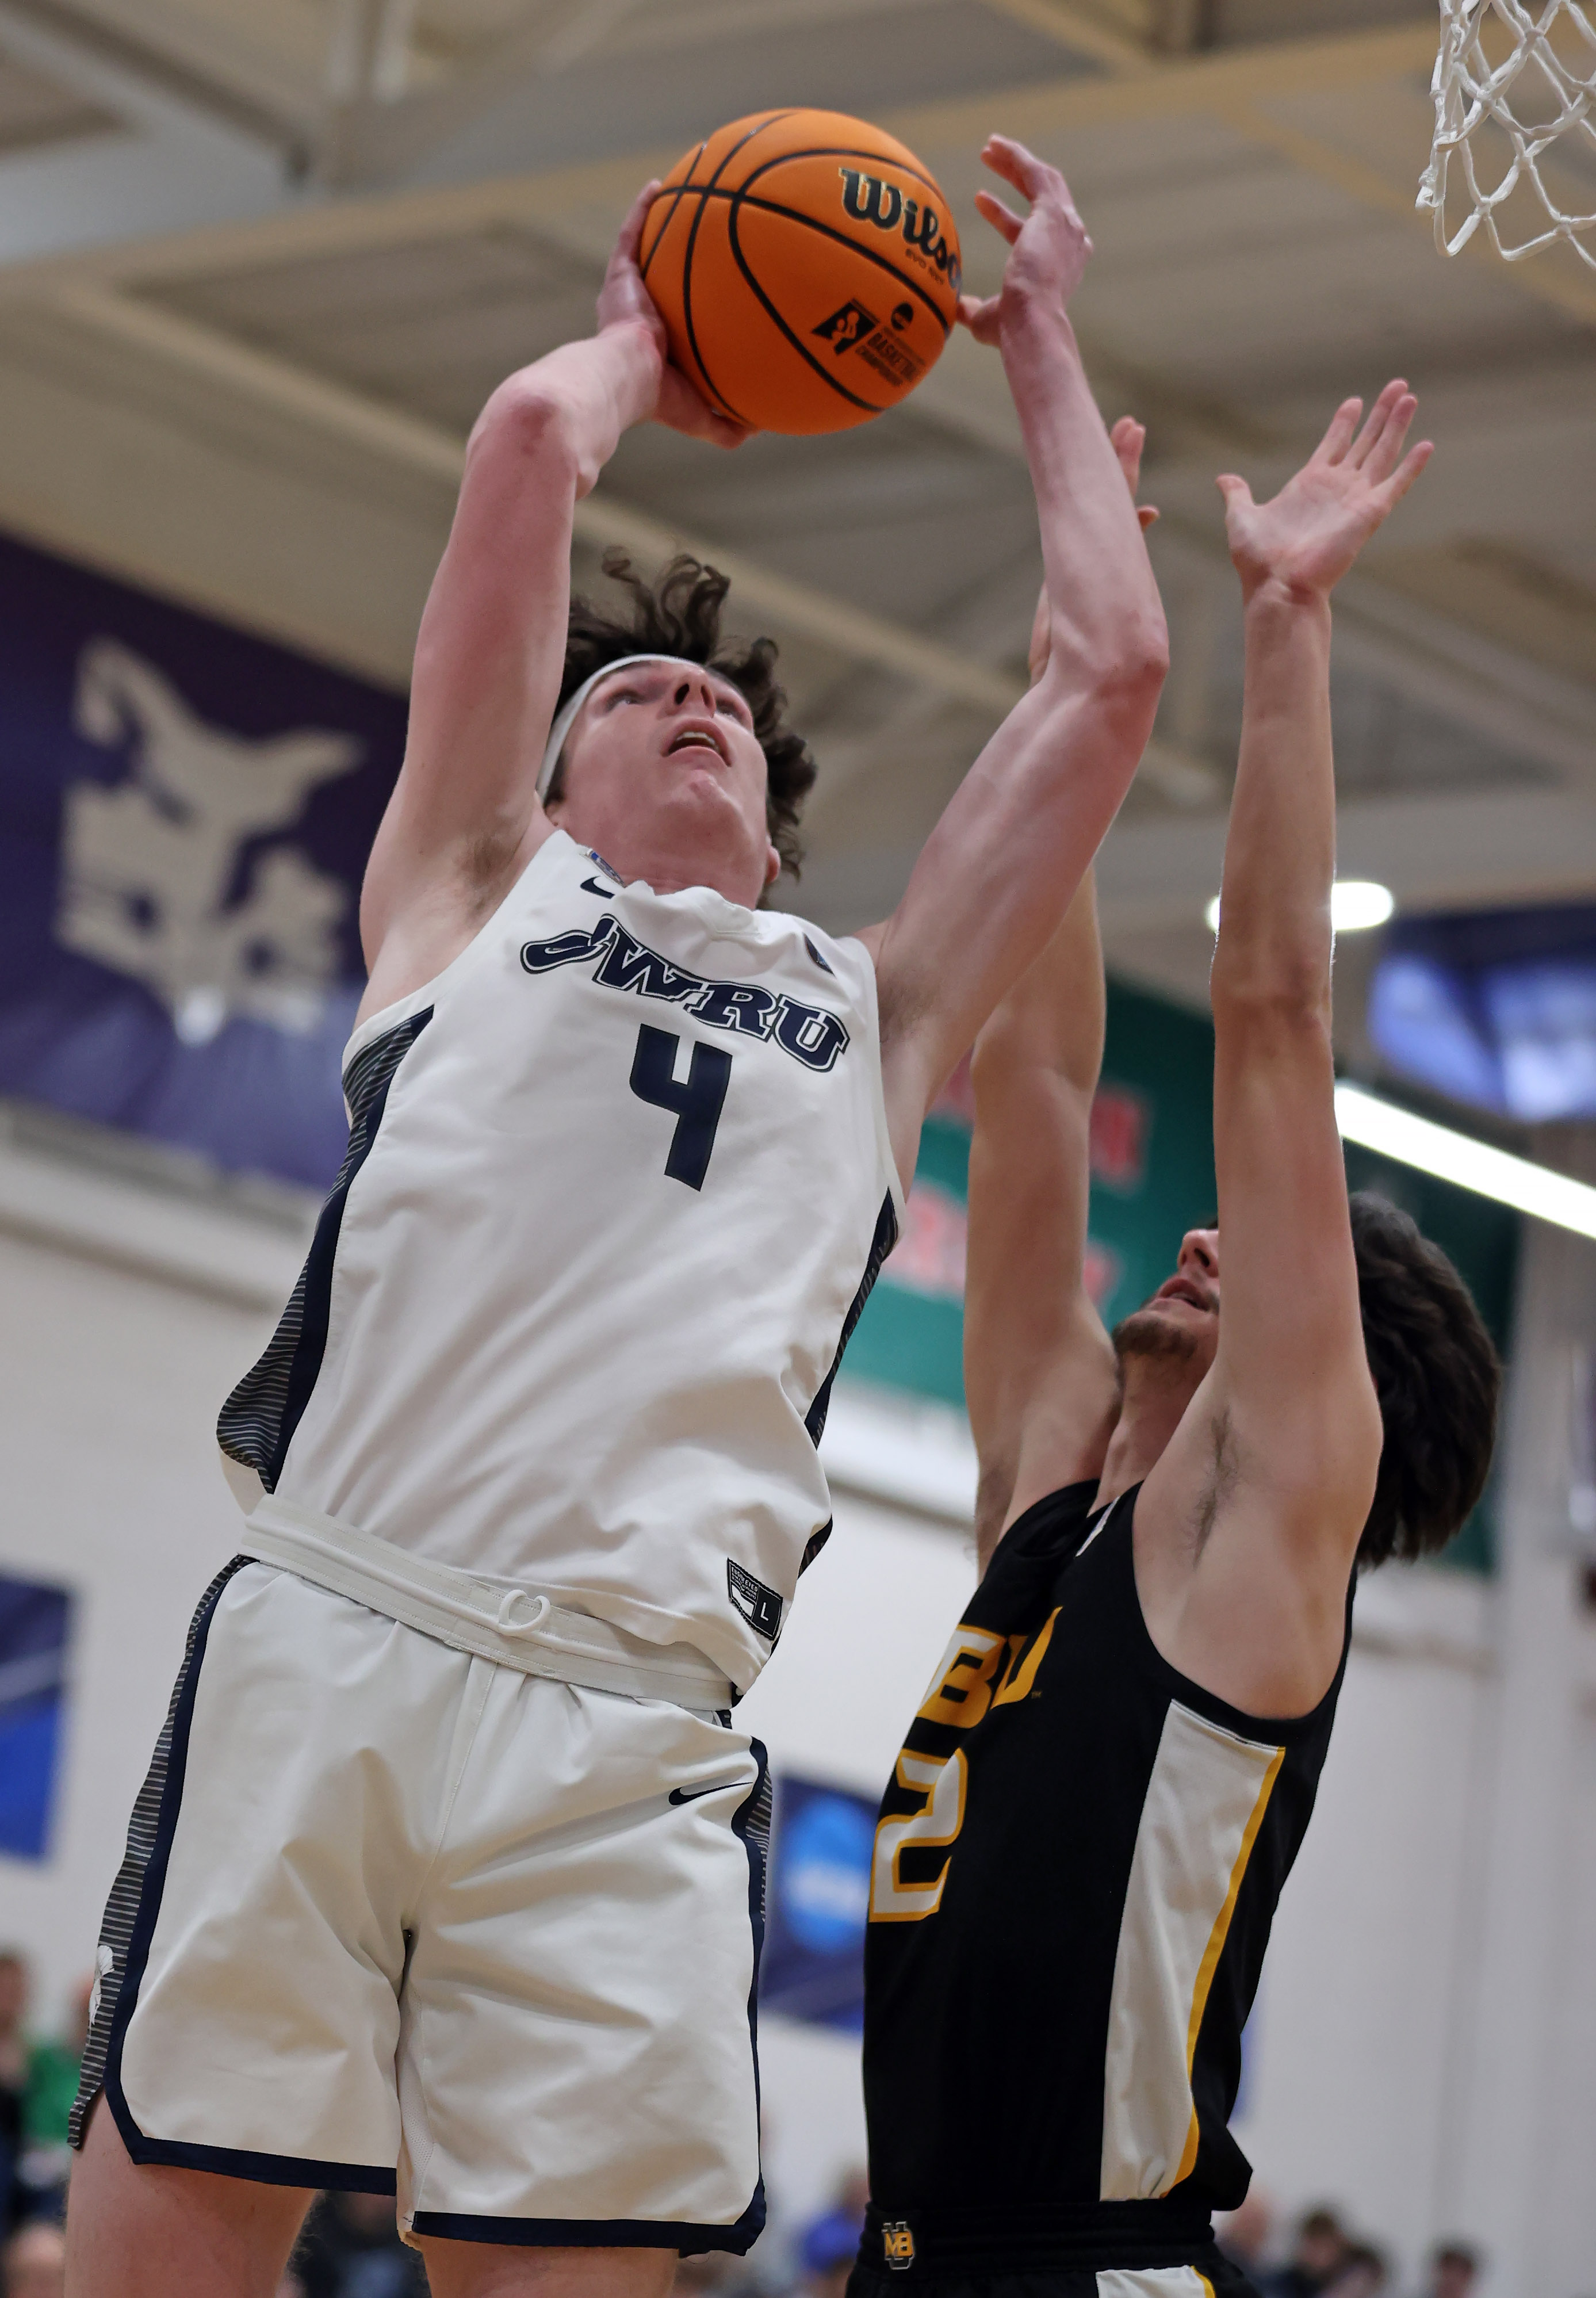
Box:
[806,1186,899,1447]
[69,1557,252,2150]
[217,1009,433,1488]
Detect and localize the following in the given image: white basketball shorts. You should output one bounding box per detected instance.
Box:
[71,1558,770,2251]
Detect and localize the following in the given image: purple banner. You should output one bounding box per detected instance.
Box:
[0,530,407,1189]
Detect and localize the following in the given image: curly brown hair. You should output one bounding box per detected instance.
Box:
[548,551,816,880]
[1350,1191,1502,1569]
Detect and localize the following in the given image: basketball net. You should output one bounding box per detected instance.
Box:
[1418,0,1596,269]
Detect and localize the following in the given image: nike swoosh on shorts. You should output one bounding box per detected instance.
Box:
[668,1776,756,1806]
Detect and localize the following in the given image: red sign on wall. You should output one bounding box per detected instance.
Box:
[1089,1083,1147,1192]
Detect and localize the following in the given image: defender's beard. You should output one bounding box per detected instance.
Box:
[1112,1306,1203,1368]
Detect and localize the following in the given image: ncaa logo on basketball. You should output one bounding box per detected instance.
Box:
[813,300,879,357]
[881,2220,915,2271]
[812,300,928,393]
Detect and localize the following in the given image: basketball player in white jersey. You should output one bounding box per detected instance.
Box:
[64,139,1167,2298]
[854,385,1501,2298]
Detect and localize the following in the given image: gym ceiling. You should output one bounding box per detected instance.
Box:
[0,0,1591,1034]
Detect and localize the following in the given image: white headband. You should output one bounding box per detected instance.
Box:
[537,654,704,802]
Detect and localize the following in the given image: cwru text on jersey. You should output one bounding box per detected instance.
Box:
[520,913,851,1073]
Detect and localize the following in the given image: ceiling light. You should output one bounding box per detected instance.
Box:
[1204,882,1394,936]
[1333,881,1395,931]
[1335,1082,1596,1240]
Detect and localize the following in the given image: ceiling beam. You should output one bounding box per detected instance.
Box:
[880,18,1440,142]
[0,18,1441,298]
[47,281,1027,716]
[0,143,674,300]
[47,274,1592,802]
[879,21,1596,331]
[975,0,1157,71]
[1146,517,1596,798]
[0,0,320,162]
[323,0,415,108]
[6,5,1588,343]
[319,0,674,188]
[10,10,1586,345]
[1096,785,1596,932]
[1215,99,1596,330]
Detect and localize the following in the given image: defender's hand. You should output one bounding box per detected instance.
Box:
[1112,415,1158,532]
[598,182,752,450]
[1218,379,1432,605]
[956,136,1092,345]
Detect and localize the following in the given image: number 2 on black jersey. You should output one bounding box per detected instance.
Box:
[867,1610,1061,1922]
[630,1023,732,1191]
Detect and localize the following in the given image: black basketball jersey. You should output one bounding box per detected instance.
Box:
[858,1480,1350,2280]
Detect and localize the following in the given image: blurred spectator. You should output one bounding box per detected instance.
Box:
[14,1977,89,2224]
[1414,2244,1479,2298]
[0,1962,25,2095]
[22,1981,88,2158]
[292,2191,426,2298]
[1261,2207,1351,2298]
[0,1956,29,2236]
[1218,2190,1274,2277]
[0,1957,90,2233]
[795,2195,867,2298]
[1321,2243,1388,2298]
[831,2171,870,2226]
[2,2216,66,2298]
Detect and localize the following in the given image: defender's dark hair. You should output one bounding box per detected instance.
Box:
[1350,1190,1501,1570]
[550,550,816,879]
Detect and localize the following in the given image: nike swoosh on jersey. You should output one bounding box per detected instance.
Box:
[580,876,617,898]
[668,1775,756,1806]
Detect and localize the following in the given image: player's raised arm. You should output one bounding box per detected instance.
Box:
[357,182,748,1020]
[1137,382,1433,1711]
[966,870,1120,1573]
[963,471,1153,1571]
[862,138,1168,1184]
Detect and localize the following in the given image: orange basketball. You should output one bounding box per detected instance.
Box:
[640,109,963,437]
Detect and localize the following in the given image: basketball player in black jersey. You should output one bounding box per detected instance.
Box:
[855,385,1501,2298]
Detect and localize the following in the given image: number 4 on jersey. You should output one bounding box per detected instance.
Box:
[630,1023,732,1191]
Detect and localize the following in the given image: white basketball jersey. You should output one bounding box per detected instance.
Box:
[219,829,903,1691]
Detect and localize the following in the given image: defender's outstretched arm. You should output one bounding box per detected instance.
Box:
[966,871,1120,1574]
[1138,381,1432,1715]
[864,140,1168,1184]
[964,421,1155,1570]
[358,184,745,1020]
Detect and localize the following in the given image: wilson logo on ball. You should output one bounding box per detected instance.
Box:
[838,169,962,292]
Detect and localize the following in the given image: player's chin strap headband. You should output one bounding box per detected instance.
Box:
[536,653,707,803]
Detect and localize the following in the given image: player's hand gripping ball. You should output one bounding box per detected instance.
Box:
[641,109,963,437]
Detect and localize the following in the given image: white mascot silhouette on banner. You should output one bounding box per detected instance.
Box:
[56,638,363,1045]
